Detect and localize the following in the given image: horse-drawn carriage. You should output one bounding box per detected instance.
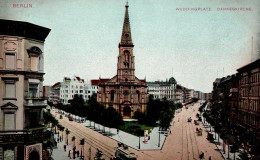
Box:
[196,128,202,136]
[188,117,192,122]
[194,120,199,125]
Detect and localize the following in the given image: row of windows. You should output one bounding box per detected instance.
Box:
[238,112,258,127]
[240,72,260,85]
[4,52,42,71]
[239,100,259,112]
[4,82,40,98]
[240,86,260,97]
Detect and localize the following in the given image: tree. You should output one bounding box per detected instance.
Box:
[80,138,85,158]
[146,96,161,125]
[103,107,123,135]
[72,136,76,147]
[52,120,58,134]
[135,129,143,149]
[175,103,183,109]
[57,124,62,137]
[65,128,70,145]
[95,149,105,160]
[133,110,146,124]
[60,126,65,140]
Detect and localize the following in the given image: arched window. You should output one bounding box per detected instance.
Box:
[110,90,114,101]
[136,90,140,102]
[27,46,42,71]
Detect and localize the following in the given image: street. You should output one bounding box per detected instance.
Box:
[51,102,223,160]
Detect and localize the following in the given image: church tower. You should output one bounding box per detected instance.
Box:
[117,3,135,82]
[97,2,148,118]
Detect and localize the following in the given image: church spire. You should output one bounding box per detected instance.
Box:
[120,2,133,46]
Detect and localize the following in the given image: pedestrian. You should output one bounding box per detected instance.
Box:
[64,144,66,151]
[77,150,79,157]
[57,138,59,143]
[209,156,211,160]
[68,150,71,158]
[169,130,171,134]
[117,129,119,134]
[60,136,62,142]
[73,149,76,159]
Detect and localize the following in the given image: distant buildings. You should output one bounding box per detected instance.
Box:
[48,76,98,105]
[147,77,208,103]
[0,19,51,160]
[147,77,177,101]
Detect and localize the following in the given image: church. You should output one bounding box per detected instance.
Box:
[97,3,148,118]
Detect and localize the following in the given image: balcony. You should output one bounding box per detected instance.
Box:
[0,128,51,145]
[24,97,47,108]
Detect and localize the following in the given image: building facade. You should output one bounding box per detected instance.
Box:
[59,76,85,104]
[0,19,50,160]
[237,59,260,151]
[147,77,177,101]
[97,4,147,118]
[210,59,260,157]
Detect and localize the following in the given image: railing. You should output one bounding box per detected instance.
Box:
[24,97,47,107]
[0,129,51,145]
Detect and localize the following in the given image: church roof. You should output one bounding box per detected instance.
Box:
[119,3,133,46]
[91,79,110,85]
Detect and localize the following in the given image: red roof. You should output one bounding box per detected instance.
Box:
[75,76,84,83]
[52,82,61,88]
[91,79,110,85]
[140,79,146,83]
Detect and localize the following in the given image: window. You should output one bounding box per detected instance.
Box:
[5,83,16,98]
[30,56,39,71]
[5,53,15,69]
[4,113,15,130]
[111,90,114,101]
[29,83,38,98]
[80,90,83,93]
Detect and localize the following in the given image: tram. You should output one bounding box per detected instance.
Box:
[114,144,137,160]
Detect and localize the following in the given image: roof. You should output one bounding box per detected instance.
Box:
[169,77,177,84]
[52,82,61,88]
[119,3,133,47]
[91,79,110,85]
[75,76,84,83]
[0,19,51,41]
[237,59,260,72]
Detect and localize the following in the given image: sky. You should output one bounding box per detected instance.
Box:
[0,0,259,93]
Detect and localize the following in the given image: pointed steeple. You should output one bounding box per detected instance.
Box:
[120,2,133,46]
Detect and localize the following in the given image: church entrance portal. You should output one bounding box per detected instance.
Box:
[123,106,131,117]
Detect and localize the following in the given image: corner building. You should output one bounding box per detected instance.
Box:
[0,19,50,160]
[97,4,147,118]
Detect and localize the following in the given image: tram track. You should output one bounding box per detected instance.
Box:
[183,104,201,160]
[53,112,116,159]
[59,120,115,158]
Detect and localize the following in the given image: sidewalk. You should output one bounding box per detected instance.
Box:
[82,120,167,150]
[51,132,83,160]
[202,117,250,160]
